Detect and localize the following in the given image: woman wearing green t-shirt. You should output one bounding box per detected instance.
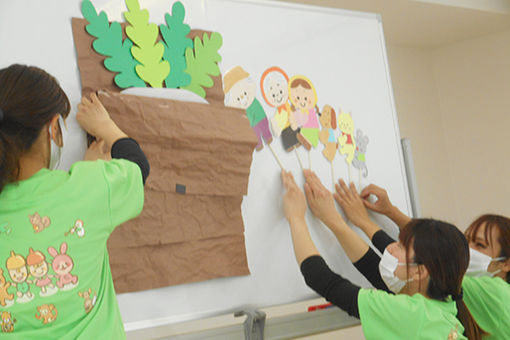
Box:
[341,183,510,339]
[0,64,149,339]
[281,170,485,340]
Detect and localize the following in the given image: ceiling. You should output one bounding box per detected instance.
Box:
[275,0,510,47]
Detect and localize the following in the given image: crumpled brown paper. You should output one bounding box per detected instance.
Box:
[72,17,258,293]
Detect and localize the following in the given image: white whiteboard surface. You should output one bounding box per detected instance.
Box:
[0,0,411,330]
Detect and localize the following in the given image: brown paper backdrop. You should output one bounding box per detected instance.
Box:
[72,17,258,292]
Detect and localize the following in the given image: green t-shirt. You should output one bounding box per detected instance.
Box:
[358,289,466,340]
[463,276,510,340]
[246,98,267,127]
[0,159,144,339]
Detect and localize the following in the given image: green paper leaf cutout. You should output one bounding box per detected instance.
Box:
[124,0,170,88]
[81,0,146,88]
[160,1,193,88]
[182,32,223,98]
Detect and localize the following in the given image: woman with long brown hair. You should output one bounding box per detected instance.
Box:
[280,170,485,340]
[342,182,509,339]
[0,64,149,339]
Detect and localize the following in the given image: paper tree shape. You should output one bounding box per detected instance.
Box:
[124,0,170,88]
[160,1,193,88]
[81,0,146,88]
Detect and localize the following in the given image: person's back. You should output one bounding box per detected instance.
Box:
[0,64,149,339]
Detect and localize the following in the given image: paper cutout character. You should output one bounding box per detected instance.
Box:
[48,243,78,290]
[65,220,85,238]
[81,0,146,89]
[0,223,11,236]
[352,129,369,177]
[183,32,223,98]
[224,66,272,151]
[337,110,356,164]
[260,67,300,151]
[0,311,16,333]
[318,105,338,162]
[288,75,320,150]
[0,269,14,307]
[160,1,193,88]
[28,212,50,233]
[78,288,98,314]
[27,248,56,296]
[125,0,170,88]
[6,251,33,302]
[35,304,58,324]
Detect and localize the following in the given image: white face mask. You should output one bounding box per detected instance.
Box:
[379,248,415,293]
[466,248,506,277]
[49,115,67,170]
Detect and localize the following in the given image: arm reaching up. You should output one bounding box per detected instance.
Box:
[281,171,320,265]
[303,170,369,263]
[360,184,411,230]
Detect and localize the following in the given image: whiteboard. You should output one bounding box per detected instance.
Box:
[0,0,411,330]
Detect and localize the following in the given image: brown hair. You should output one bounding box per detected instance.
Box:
[0,64,70,193]
[400,219,487,340]
[289,78,311,89]
[465,214,510,283]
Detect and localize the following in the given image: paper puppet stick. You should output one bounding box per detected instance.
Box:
[268,143,285,171]
[288,75,320,169]
[348,163,352,184]
[260,67,300,152]
[295,149,304,172]
[331,163,335,189]
[223,65,273,151]
[319,104,338,186]
[308,150,312,170]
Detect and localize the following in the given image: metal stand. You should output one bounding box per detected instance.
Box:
[234,308,266,340]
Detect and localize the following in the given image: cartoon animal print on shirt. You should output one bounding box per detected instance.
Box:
[35,304,58,324]
[27,248,57,297]
[78,288,97,313]
[0,269,14,307]
[0,311,16,333]
[28,212,51,233]
[0,223,12,236]
[64,219,85,238]
[48,242,78,290]
[6,251,34,303]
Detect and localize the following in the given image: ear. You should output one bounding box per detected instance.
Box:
[60,242,67,254]
[501,258,510,274]
[48,247,57,257]
[412,264,429,283]
[49,115,63,147]
[331,110,337,129]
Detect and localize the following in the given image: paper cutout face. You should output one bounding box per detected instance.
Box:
[261,67,289,108]
[318,105,338,162]
[338,110,356,164]
[289,76,317,114]
[227,78,256,110]
[352,129,369,177]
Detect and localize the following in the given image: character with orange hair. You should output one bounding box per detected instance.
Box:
[260,66,300,151]
[27,248,55,295]
[288,75,320,150]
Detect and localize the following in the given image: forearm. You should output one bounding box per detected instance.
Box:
[288,217,320,266]
[387,206,412,230]
[353,248,391,292]
[353,218,382,240]
[326,217,369,263]
[301,255,360,318]
[97,120,128,150]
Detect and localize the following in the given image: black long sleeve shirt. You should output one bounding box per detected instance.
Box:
[111,138,150,185]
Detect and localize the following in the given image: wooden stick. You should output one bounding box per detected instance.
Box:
[308,150,311,170]
[348,163,351,184]
[295,149,304,172]
[359,168,362,191]
[331,162,335,188]
[268,143,285,171]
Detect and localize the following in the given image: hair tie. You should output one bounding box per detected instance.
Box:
[452,288,463,301]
